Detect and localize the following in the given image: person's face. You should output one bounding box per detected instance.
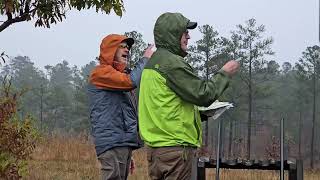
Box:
[114,42,130,63]
[180,30,190,52]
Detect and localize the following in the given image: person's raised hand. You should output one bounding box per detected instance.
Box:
[221,60,240,77]
[143,44,155,59]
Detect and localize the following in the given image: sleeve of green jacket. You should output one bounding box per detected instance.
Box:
[165,60,231,107]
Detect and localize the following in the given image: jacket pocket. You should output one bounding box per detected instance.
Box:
[120,96,137,132]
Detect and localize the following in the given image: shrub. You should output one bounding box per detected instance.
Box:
[0,76,38,179]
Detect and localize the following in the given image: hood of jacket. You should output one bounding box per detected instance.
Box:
[99,34,131,66]
[154,12,190,57]
[89,34,135,90]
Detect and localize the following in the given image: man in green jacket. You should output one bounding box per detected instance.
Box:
[138,12,239,180]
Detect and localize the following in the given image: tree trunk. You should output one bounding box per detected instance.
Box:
[228,120,233,158]
[40,85,43,131]
[310,72,316,168]
[298,110,302,159]
[204,49,210,147]
[247,56,253,160]
[204,122,208,147]
[221,120,225,157]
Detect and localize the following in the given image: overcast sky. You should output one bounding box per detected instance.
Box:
[0,0,318,69]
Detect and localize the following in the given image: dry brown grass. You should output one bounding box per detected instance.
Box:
[26,135,320,180]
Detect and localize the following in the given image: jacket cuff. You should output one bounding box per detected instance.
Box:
[218,69,232,79]
[141,57,149,63]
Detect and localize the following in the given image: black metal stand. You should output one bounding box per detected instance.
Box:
[193,118,304,180]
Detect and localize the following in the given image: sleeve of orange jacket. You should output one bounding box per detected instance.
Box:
[89,65,134,90]
[89,58,148,90]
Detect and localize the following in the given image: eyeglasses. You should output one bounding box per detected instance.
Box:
[119,43,130,50]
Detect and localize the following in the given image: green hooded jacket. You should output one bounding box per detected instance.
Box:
[138,12,231,147]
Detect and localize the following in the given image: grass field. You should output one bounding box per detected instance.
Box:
[26,135,320,180]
